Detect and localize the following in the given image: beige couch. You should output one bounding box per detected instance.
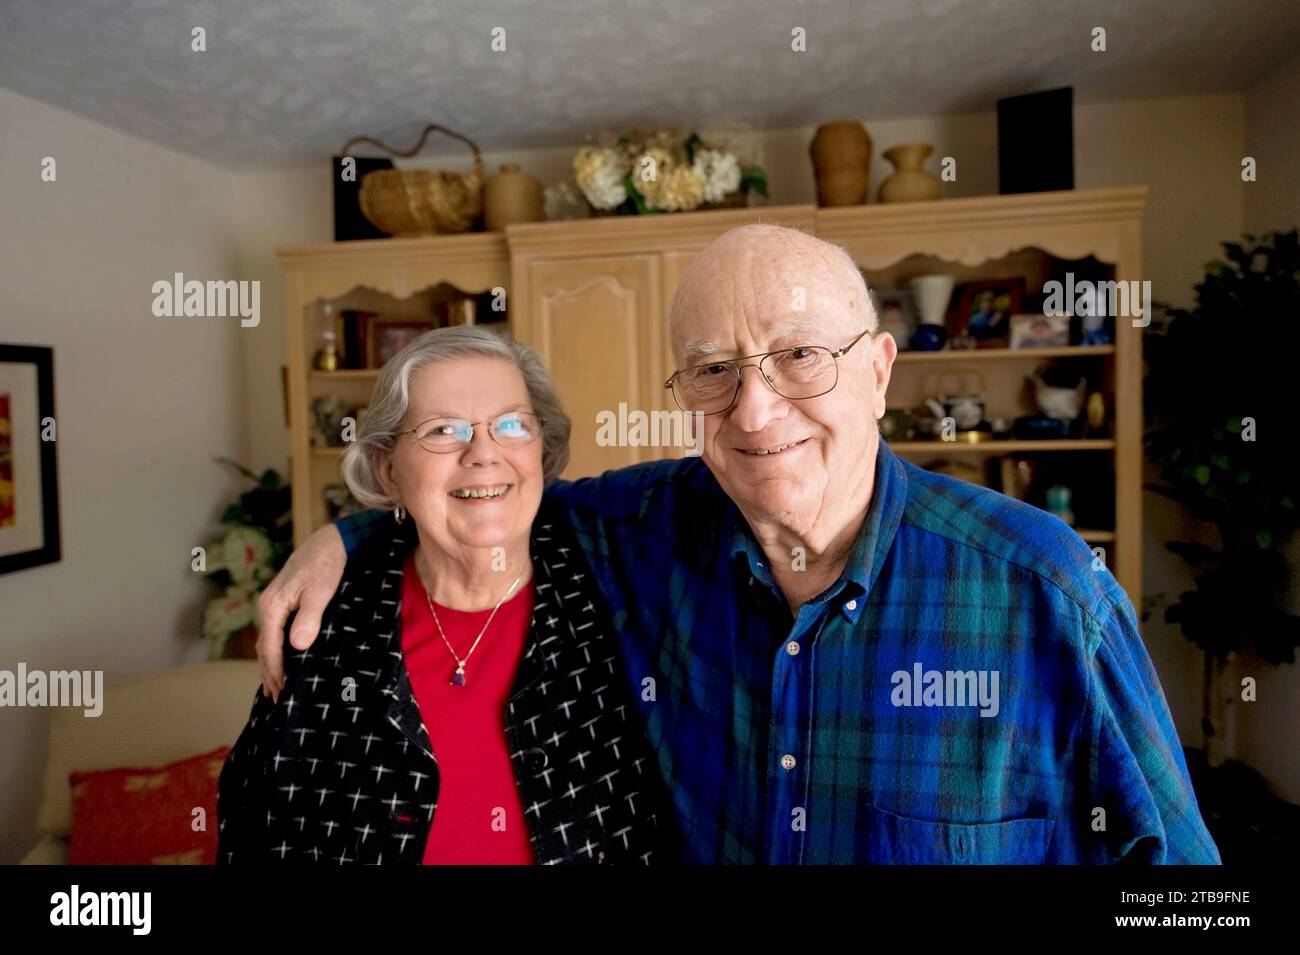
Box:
[21,660,261,864]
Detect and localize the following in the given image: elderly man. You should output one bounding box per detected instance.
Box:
[259,224,1219,865]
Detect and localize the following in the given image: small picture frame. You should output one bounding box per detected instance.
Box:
[948,279,1025,348]
[870,288,916,350]
[366,318,433,368]
[1010,313,1070,349]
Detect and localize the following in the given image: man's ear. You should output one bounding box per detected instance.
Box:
[869,332,897,420]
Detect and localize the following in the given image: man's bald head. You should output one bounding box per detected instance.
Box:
[669,224,876,363]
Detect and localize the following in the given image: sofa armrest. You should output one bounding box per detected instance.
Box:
[20,834,68,865]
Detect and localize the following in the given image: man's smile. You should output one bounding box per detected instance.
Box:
[734,436,811,456]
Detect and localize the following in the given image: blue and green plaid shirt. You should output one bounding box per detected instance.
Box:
[337,440,1219,864]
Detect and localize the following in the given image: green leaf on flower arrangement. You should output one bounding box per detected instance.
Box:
[622,174,657,215]
[220,501,251,525]
[1257,531,1273,549]
[1193,464,1211,485]
[1211,453,1230,470]
[684,133,702,165]
[741,167,768,197]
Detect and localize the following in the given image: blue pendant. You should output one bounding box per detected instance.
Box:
[451,667,466,687]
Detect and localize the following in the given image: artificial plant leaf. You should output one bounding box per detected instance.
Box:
[222,526,274,585]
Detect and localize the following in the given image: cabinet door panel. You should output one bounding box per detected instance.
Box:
[525,256,663,479]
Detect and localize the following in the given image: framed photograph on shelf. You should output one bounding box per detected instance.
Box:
[0,345,61,575]
[948,278,1025,348]
[870,288,917,350]
[1010,313,1070,349]
[365,318,433,368]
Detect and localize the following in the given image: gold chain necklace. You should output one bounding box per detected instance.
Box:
[421,573,523,687]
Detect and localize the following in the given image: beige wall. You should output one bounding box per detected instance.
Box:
[1236,55,1300,804]
[1244,55,1300,236]
[0,87,245,862]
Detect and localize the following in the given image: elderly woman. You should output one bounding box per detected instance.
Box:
[218,327,677,864]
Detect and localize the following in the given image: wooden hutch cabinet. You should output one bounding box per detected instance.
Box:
[279,186,1146,605]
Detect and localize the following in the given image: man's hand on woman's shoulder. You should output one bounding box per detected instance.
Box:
[256,522,348,702]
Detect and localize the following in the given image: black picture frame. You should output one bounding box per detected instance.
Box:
[0,344,61,574]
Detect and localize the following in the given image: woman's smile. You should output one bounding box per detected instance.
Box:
[448,482,514,503]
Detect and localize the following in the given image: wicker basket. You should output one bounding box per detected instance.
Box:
[341,125,484,237]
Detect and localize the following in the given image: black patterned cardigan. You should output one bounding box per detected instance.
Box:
[217,500,679,864]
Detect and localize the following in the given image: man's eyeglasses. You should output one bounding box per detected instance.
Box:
[664,328,871,415]
[398,410,544,453]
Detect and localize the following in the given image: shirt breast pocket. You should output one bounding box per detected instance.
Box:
[863,804,1052,864]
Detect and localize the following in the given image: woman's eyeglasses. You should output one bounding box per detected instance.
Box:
[399,411,544,453]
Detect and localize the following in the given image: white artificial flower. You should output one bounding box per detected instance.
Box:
[692,149,742,204]
[574,147,628,210]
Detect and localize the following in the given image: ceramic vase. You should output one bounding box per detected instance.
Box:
[878,144,941,203]
[910,274,955,327]
[810,121,872,207]
[484,163,543,231]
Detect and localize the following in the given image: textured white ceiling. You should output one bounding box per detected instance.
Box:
[1,0,1297,169]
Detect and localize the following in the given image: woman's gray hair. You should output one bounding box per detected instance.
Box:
[341,326,571,508]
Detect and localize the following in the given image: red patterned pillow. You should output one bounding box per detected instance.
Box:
[68,746,230,865]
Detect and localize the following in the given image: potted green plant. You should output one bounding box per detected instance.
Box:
[1144,229,1300,762]
[200,459,292,659]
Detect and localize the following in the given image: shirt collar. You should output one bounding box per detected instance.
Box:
[728,439,910,621]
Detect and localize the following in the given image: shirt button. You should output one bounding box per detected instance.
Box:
[785,641,800,657]
[780,754,796,771]
[845,599,858,611]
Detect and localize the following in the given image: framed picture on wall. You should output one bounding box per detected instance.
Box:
[0,345,61,575]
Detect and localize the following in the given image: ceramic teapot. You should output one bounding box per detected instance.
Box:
[925,368,987,432]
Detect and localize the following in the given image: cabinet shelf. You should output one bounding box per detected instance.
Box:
[893,345,1114,363]
[1075,529,1116,543]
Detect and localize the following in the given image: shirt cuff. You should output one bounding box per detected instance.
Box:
[335,508,389,558]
